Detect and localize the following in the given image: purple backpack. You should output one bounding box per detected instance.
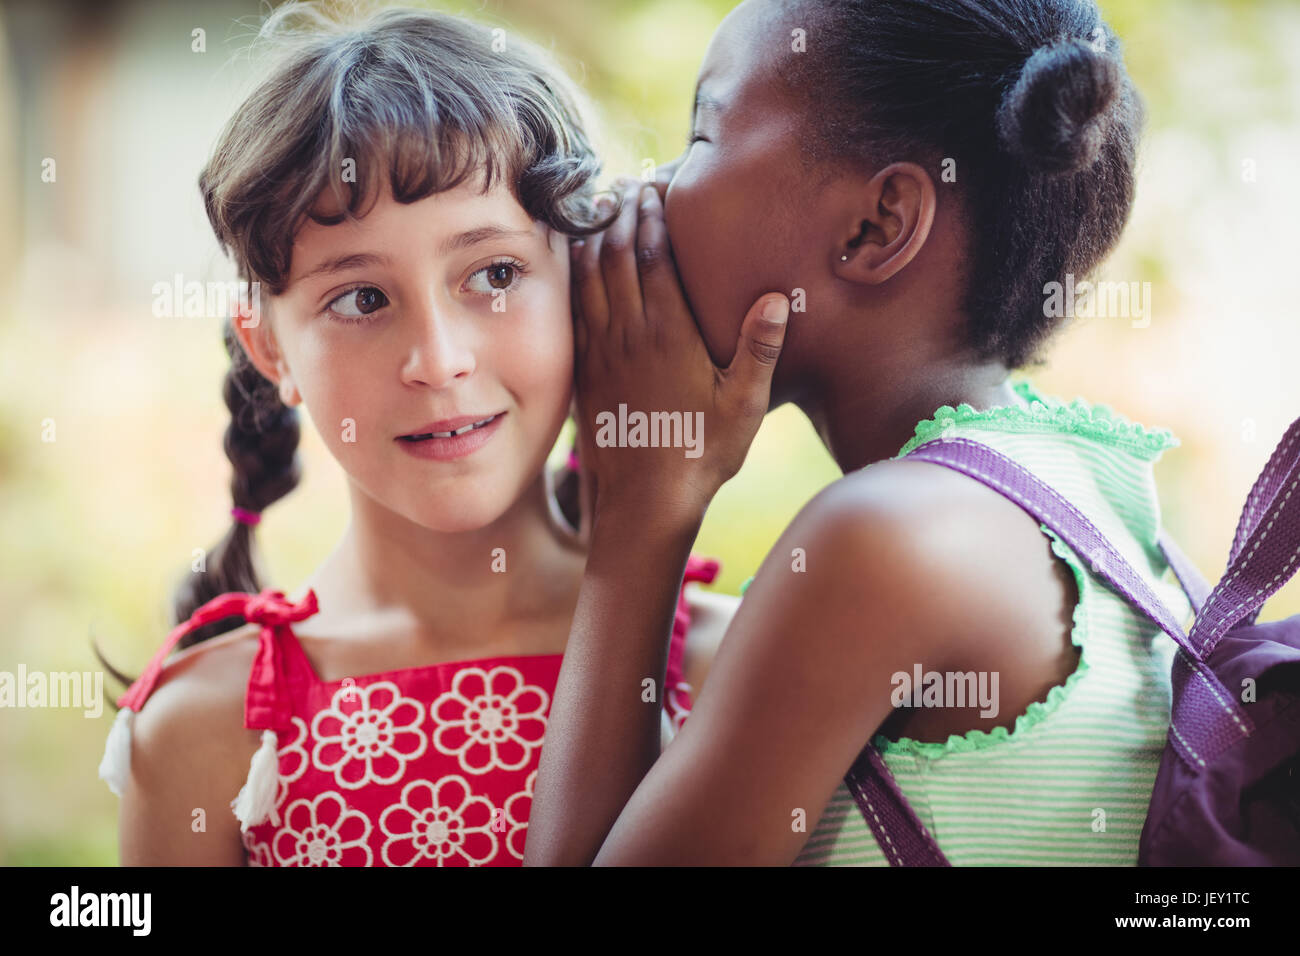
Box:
[843,416,1300,866]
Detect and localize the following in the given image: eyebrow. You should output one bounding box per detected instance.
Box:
[437,225,535,256]
[297,225,536,283]
[297,252,389,283]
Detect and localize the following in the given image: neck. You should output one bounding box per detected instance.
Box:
[300,470,582,643]
[799,350,1024,475]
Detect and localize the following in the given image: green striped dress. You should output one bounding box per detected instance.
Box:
[791,378,1192,866]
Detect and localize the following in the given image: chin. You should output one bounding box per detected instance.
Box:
[411,493,514,534]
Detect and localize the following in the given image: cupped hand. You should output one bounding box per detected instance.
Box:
[570,177,790,532]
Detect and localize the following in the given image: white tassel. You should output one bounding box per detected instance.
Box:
[98,708,135,797]
[231,729,280,832]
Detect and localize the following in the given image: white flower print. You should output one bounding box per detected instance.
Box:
[311,680,427,789]
[379,777,497,866]
[272,791,373,866]
[503,769,537,861]
[430,666,548,774]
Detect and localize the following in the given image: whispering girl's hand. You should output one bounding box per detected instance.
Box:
[570,178,790,532]
[526,180,787,866]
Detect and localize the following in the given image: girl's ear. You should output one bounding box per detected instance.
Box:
[231,306,300,406]
[832,161,937,285]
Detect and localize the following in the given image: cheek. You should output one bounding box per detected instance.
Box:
[288,334,382,449]
[492,283,574,413]
[665,166,753,367]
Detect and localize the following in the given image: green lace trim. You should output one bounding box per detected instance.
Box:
[873,527,1092,758]
[896,379,1180,460]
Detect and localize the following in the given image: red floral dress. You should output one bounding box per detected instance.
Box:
[104,555,720,867]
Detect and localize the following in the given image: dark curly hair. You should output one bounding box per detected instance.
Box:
[784,0,1144,370]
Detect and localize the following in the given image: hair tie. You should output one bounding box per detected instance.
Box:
[231,506,262,526]
[566,448,580,472]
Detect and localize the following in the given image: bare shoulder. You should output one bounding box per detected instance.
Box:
[743,459,1069,662]
[136,623,262,730]
[119,623,264,866]
[788,459,1077,672]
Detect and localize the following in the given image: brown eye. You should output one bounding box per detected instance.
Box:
[354,288,386,313]
[327,286,388,321]
[466,260,527,297]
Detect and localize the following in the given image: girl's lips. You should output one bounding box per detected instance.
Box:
[399,412,504,438]
[395,412,505,461]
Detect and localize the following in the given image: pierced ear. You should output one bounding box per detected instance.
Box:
[833,162,937,285]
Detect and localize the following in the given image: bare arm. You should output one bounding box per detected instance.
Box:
[523,504,703,865]
[118,633,259,866]
[524,178,790,865]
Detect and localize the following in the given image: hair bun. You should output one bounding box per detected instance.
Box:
[996,35,1121,176]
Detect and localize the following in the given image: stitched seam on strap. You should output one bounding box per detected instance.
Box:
[861,793,904,867]
[1168,720,1206,768]
[1201,474,1300,652]
[1238,431,1296,556]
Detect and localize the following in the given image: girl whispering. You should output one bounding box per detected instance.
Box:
[527,0,1200,865]
[97,3,729,867]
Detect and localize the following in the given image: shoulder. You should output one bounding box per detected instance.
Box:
[133,623,262,737]
[748,458,1064,665]
[588,462,1075,863]
[120,623,263,864]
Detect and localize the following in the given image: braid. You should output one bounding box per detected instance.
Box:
[94,317,304,696]
[169,317,303,648]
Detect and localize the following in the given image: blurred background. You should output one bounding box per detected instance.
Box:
[1,0,1297,864]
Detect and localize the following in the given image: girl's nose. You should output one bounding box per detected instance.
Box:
[400,309,476,389]
[654,157,681,204]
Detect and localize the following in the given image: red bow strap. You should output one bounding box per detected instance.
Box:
[243,589,320,629]
[116,588,319,712]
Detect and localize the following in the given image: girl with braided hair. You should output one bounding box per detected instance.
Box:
[97,3,731,867]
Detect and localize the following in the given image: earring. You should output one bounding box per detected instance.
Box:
[279,379,297,406]
[842,221,869,263]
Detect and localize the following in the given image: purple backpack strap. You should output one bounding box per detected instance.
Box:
[1187,417,1300,653]
[847,422,1300,865]
[843,741,950,866]
[903,438,1252,768]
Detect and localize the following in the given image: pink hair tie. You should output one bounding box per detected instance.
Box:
[566,449,580,472]
[231,506,262,526]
